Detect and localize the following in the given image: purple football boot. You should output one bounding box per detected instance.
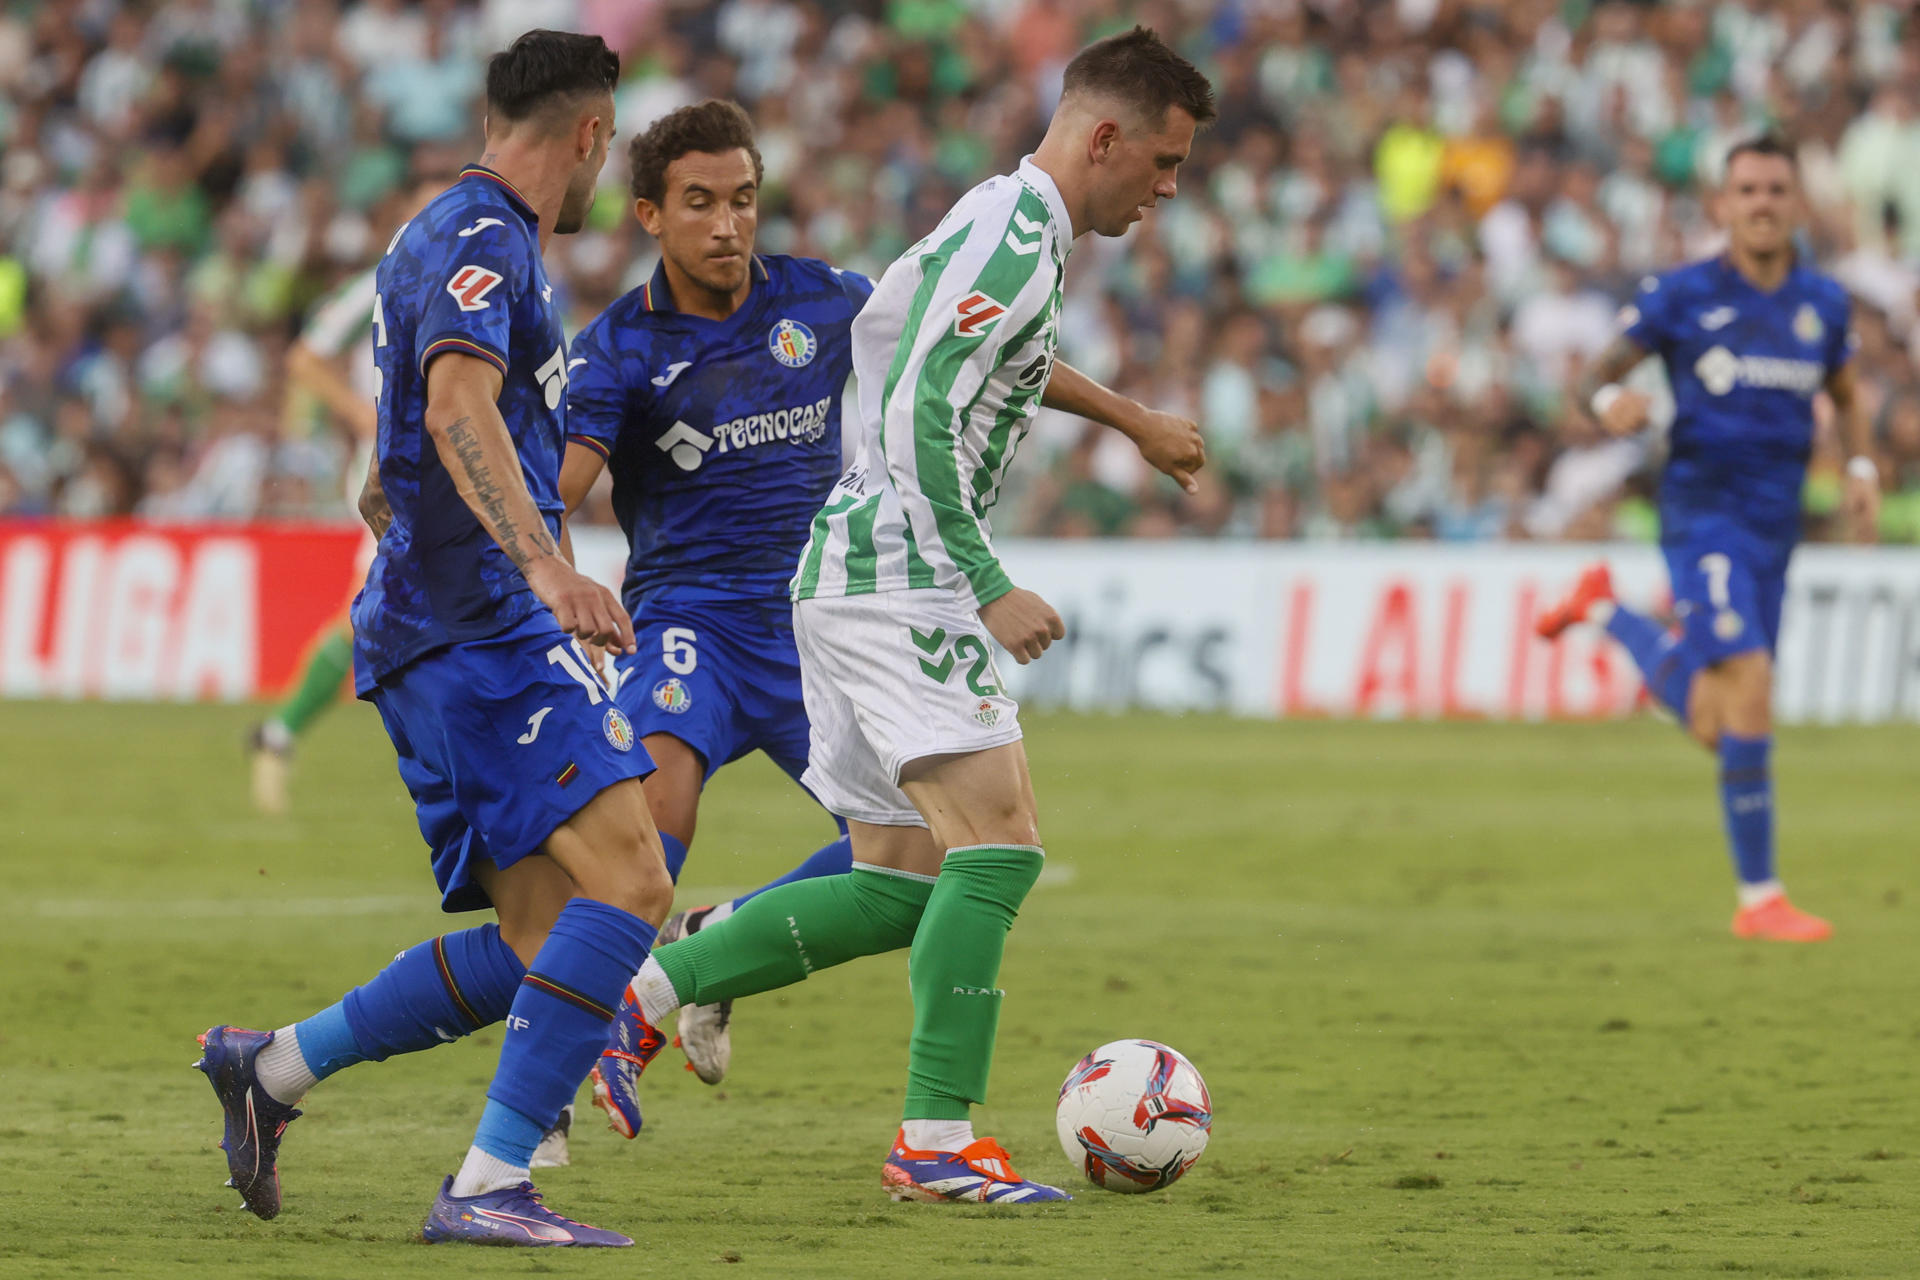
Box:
[588,980,669,1139]
[193,1025,303,1219]
[421,1177,633,1246]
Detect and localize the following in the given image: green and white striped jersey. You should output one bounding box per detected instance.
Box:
[792,157,1071,609]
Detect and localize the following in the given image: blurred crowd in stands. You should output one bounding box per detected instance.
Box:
[4,0,1920,544]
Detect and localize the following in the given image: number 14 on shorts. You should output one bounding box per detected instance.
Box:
[910,626,999,696]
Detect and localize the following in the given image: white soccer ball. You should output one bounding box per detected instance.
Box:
[1055,1039,1212,1193]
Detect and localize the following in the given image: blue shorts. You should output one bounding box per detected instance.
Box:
[611,596,812,785]
[1663,530,1790,667]
[367,611,655,913]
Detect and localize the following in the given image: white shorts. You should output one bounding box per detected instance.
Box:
[794,588,1023,827]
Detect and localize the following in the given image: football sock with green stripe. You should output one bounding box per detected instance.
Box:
[654,866,935,1009]
[463,899,656,1191]
[253,924,526,1105]
[273,626,353,736]
[903,844,1045,1121]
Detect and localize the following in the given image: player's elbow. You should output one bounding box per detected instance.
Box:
[421,395,474,450]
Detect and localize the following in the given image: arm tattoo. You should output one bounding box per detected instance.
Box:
[357,466,392,538]
[442,414,557,570]
[1574,335,1648,406]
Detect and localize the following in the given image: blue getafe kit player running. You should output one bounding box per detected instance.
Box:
[558,98,1208,1140]
[194,32,674,1247]
[1538,135,1879,943]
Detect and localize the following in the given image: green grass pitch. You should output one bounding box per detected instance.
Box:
[3,701,1917,1278]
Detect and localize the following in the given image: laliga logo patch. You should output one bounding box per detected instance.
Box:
[602,707,635,752]
[769,318,817,368]
[652,678,693,714]
[1793,303,1824,345]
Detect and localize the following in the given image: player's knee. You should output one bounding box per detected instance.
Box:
[584,836,676,921]
[942,798,1040,850]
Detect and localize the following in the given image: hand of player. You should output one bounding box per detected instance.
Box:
[1844,470,1881,544]
[981,587,1065,664]
[524,556,636,654]
[581,637,620,691]
[1124,407,1206,494]
[1595,388,1652,437]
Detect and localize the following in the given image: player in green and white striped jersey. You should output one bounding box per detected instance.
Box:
[615,28,1216,1203]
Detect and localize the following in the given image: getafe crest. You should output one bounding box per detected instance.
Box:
[1793,303,1823,346]
[652,678,693,714]
[770,318,817,368]
[603,707,636,751]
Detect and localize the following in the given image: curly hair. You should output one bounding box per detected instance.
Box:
[628,99,764,204]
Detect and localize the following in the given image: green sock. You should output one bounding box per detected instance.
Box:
[656,866,933,1006]
[275,627,354,736]
[903,844,1045,1121]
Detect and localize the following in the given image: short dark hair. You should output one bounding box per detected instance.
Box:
[1061,26,1216,129]
[485,29,619,125]
[628,99,764,204]
[1725,133,1798,174]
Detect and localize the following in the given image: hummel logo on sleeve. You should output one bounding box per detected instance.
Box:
[955,292,1006,337]
[447,266,504,311]
[1003,210,1044,256]
[457,217,506,238]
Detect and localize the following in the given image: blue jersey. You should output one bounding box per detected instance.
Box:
[353,165,572,690]
[565,254,872,615]
[1621,256,1853,549]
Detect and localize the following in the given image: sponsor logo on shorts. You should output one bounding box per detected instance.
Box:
[652,678,693,714]
[769,317,817,367]
[603,707,636,751]
[972,699,1000,727]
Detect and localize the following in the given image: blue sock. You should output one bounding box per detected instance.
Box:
[1604,606,1692,716]
[660,831,688,884]
[472,898,658,1166]
[296,925,525,1081]
[1718,733,1775,887]
[731,834,855,911]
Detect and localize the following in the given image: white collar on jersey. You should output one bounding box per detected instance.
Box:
[1015,156,1074,258]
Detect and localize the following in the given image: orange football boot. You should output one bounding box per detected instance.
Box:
[1536,563,1616,640]
[1731,894,1832,942]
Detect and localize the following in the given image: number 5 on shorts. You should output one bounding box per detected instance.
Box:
[662,627,698,674]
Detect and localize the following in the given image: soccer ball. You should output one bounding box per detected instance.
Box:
[1055,1039,1212,1193]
